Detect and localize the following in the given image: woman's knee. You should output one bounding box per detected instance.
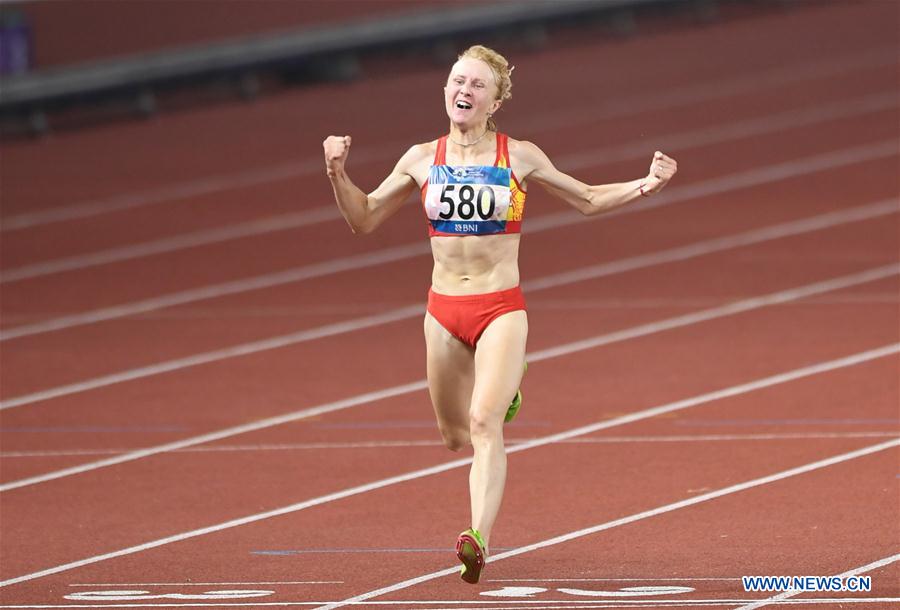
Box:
[469,407,502,443]
[440,426,470,452]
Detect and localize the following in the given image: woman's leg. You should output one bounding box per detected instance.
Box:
[424,312,476,451]
[468,310,528,549]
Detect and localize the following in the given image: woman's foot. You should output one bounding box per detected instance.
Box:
[456,528,488,584]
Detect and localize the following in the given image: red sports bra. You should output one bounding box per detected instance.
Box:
[420,132,526,237]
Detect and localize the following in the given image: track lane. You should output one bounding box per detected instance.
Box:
[2,362,894,602]
[0,214,895,461]
[1,273,895,580]
[360,448,898,609]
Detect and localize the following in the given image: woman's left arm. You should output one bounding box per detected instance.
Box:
[516,140,677,216]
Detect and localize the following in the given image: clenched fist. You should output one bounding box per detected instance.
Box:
[642,151,677,195]
[323,135,352,177]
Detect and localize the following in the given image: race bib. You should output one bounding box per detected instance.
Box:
[423,165,512,235]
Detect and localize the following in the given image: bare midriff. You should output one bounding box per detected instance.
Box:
[429,233,521,295]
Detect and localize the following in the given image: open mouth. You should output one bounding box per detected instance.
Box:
[455,101,473,110]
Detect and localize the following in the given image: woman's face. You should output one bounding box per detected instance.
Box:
[444,57,501,129]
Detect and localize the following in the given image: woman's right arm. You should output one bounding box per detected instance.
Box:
[323,135,421,235]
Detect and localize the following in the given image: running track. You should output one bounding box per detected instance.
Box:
[0,1,897,608]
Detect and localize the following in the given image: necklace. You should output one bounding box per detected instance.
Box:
[448,129,490,148]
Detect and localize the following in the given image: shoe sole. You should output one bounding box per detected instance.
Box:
[504,390,522,423]
[504,362,528,423]
[456,533,485,584]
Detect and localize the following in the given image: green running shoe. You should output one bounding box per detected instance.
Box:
[456,528,488,584]
[504,362,528,423]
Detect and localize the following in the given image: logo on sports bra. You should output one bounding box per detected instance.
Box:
[451,166,488,180]
[424,165,512,235]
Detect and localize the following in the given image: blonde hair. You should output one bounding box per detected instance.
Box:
[458,45,513,131]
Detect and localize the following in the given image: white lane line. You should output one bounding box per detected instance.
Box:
[3,90,894,285]
[1,138,895,342]
[467,600,888,607]
[2,199,893,411]
[68,581,343,587]
[733,553,900,609]
[0,345,896,587]
[523,266,898,363]
[553,90,898,173]
[488,578,744,582]
[315,438,900,610]
[4,432,897,458]
[0,207,340,283]
[532,140,899,234]
[0,304,423,410]
[3,599,900,608]
[528,294,900,309]
[381,600,897,609]
[0,264,896,491]
[0,242,431,341]
[520,48,897,136]
[2,47,893,233]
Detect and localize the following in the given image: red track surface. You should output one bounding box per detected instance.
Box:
[0,2,898,609]
[19,1,472,69]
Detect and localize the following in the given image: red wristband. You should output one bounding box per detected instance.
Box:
[639,183,650,197]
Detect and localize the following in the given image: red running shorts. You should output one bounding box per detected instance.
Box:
[426,286,526,348]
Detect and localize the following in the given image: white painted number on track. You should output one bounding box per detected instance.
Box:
[559,585,696,597]
[481,585,695,598]
[481,586,548,597]
[65,588,273,601]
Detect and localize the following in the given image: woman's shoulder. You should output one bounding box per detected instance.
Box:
[395,139,438,171]
[505,136,548,169]
[400,139,440,163]
[505,135,540,155]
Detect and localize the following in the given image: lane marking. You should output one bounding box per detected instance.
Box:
[315,439,900,610]
[479,585,696,599]
[251,548,515,555]
[2,90,894,284]
[0,425,186,433]
[0,244,428,341]
[63,590,273,601]
[481,585,704,599]
[1,139,896,342]
[524,48,896,136]
[525,587,694,598]
[2,597,900,608]
[0,343,896,585]
[553,91,897,174]
[733,552,900,609]
[527,294,900,308]
[487,578,744,582]
[2,198,896,410]
[0,158,323,232]
[69,582,343,586]
[673,418,898,426]
[2,47,893,232]
[4,432,897,458]
[0,207,341,283]
[1,266,896,491]
[0,304,426,410]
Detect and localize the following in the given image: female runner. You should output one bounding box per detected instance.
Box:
[324,45,677,584]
